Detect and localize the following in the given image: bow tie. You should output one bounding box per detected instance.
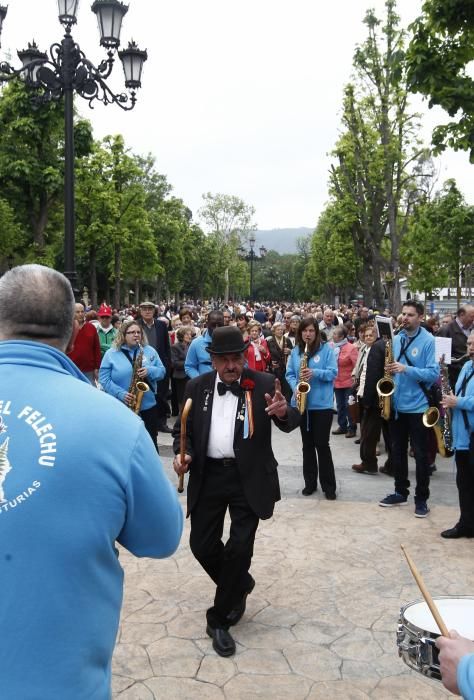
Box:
[217,381,241,397]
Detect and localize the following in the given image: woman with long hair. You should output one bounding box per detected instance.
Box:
[170,325,193,412]
[286,317,338,499]
[267,321,293,400]
[99,319,165,448]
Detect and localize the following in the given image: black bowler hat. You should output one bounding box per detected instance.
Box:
[206,326,249,355]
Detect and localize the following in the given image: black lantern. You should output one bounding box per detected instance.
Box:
[0,5,7,47]
[0,0,145,293]
[58,0,80,26]
[249,234,256,250]
[118,41,147,88]
[17,42,47,84]
[259,245,267,257]
[92,0,128,49]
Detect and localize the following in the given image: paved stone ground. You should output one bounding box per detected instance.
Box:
[112,418,471,699]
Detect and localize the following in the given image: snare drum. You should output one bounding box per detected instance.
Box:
[397,597,474,681]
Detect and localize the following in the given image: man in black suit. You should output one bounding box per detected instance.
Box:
[352,331,392,474]
[437,305,474,387]
[173,326,300,657]
[137,301,172,433]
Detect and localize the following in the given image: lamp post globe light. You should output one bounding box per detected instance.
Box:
[0,0,147,289]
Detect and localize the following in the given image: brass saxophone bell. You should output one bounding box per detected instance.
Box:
[422,406,439,428]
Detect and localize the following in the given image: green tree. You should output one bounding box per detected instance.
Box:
[305,204,361,303]
[329,1,426,311]
[407,0,474,160]
[199,193,256,300]
[0,79,92,263]
[402,180,474,304]
[0,197,24,270]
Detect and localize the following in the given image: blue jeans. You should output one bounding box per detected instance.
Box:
[335,387,355,432]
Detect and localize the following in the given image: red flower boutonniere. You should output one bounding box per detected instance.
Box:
[240,378,255,437]
[240,379,255,392]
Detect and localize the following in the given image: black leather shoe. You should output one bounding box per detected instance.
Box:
[302,487,316,496]
[226,577,255,626]
[325,492,337,500]
[441,525,474,539]
[157,423,173,434]
[206,624,236,656]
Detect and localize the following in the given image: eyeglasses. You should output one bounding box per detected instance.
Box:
[125,331,141,336]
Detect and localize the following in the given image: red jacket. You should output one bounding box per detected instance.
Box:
[334,342,358,388]
[245,338,270,371]
[67,322,101,373]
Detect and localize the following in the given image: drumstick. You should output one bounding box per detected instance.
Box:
[177,398,192,493]
[400,544,449,637]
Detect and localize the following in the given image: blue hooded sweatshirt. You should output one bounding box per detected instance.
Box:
[458,653,474,699]
[452,359,474,451]
[184,330,213,378]
[392,326,439,414]
[286,342,337,410]
[0,341,183,699]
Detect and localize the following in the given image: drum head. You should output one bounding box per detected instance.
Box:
[403,597,474,639]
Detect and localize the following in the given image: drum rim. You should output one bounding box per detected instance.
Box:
[400,596,474,637]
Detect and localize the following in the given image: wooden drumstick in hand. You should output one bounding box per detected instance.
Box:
[401,544,449,637]
[178,398,192,494]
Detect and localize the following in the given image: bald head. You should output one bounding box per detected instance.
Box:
[0,264,75,350]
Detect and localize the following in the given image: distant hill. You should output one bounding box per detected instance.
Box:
[253,227,313,254]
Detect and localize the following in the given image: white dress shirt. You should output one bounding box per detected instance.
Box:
[207,374,240,458]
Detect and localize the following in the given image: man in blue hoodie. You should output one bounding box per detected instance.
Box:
[0,265,183,700]
[378,301,439,517]
[184,310,224,378]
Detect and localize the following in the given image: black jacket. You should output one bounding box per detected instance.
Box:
[437,320,469,387]
[138,318,171,372]
[362,339,386,409]
[170,342,189,379]
[173,368,300,519]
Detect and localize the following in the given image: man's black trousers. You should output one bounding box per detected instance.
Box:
[189,459,258,629]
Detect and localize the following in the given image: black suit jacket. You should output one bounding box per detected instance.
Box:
[437,320,469,386]
[139,318,171,372]
[362,339,385,409]
[173,368,300,520]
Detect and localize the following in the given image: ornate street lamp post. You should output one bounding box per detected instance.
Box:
[239,234,267,300]
[0,0,147,289]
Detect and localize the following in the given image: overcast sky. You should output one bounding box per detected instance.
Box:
[2,0,473,231]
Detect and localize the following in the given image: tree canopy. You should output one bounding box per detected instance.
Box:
[407,0,474,160]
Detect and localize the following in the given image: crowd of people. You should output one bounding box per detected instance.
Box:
[1,265,473,697]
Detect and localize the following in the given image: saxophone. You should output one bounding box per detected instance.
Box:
[376,339,395,420]
[296,343,311,414]
[128,346,150,414]
[436,355,453,458]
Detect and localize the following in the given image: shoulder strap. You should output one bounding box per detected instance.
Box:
[396,328,421,363]
[456,366,474,431]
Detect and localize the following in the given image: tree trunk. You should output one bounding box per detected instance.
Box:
[89,245,98,308]
[224,267,229,302]
[114,243,121,309]
[134,277,140,303]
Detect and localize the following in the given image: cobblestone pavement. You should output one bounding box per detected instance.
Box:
[112,419,471,699]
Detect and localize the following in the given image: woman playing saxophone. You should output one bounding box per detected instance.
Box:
[99,319,165,448]
[286,318,338,500]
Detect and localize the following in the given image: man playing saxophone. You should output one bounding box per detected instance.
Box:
[439,332,474,539]
[100,319,165,448]
[378,301,439,518]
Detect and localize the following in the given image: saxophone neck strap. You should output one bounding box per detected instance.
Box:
[456,366,474,432]
[397,328,421,363]
[121,347,138,366]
